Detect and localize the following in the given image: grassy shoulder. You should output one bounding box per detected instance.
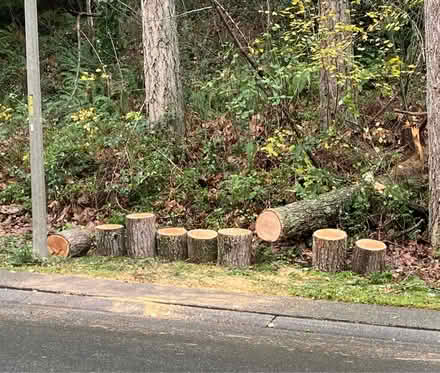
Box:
[1,235,440,310]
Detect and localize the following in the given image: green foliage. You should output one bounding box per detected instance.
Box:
[219,172,265,208]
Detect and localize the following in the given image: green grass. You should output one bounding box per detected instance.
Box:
[1,235,439,310]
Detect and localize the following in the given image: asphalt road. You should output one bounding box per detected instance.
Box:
[1,291,440,372]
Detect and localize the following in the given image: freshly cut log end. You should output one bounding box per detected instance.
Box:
[312,228,347,272]
[352,239,386,275]
[187,229,218,263]
[47,229,92,257]
[157,227,188,261]
[256,185,360,242]
[126,212,156,258]
[217,228,253,267]
[255,210,282,242]
[95,224,126,256]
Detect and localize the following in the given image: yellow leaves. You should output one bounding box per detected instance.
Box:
[125,111,142,121]
[386,56,402,78]
[80,72,96,81]
[261,129,293,158]
[0,104,13,121]
[71,107,97,123]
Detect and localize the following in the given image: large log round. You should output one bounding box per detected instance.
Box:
[156,227,188,261]
[47,229,92,257]
[352,239,386,275]
[187,229,218,263]
[217,228,253,267]
[95,224,126,256]
[126,212,156,257]
[312,228,347,272]
[256,185,360,242]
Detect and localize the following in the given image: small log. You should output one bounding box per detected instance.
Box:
[126,212,156,257]
[352,239,386,275]
[95,224,125,256]
[256,185,360,242]
[217,228,253,267]
[47,229,91,257]
[187,229,218,263]
[312,228,347,272]
[156,227,187,261]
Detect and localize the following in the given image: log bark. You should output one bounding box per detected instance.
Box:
[126,212,156,257]
[47,229,91,257]
[156,227,187,261]
[256,185,360,242]
[217,228,253,267]
[95,224,125,256]
[352,239,386,275]
[187,229,218,263]
[312,228,347,272]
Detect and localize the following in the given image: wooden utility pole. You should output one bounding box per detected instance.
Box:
[25,0,48,257]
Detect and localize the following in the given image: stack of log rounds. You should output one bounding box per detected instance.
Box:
[187,229,218,263]
[352,239,386,275]
[312,228,347,272]
[217,228,253,267]
[47,228,92,257]
[95,224,126,256]
[126,212,156,257]
[156,227,188,261]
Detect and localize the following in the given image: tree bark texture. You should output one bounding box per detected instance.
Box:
[187,229,218,263]
[141,0,184,135]
[352,239,386,275]
[126,213,156,257]
[256,185,360,242]
[156,227,188,261]
[217,228,253,267]
[319,0,355,131]
[312,228,347,272]
[95,224,126,256]
[47,228,91,257]
[426,0,440,256]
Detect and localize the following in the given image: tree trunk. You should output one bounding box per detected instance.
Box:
[312,228,347,272]
[256,185,360,242]
[352,239,386,275]
[126,212,156,257]
[319,0,355,132]
[426,0,440,256]
[141,0,184,135]
[95,224,126,256]
[47,229,91,257]
[156,227,188,261]
[217,228,253,267]
[187,229,218,263]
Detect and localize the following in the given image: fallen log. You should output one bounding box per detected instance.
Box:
[47,228,92,257]
[256,185,360,242]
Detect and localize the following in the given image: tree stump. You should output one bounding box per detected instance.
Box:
[47,229,92,257]
[352,239,386,275]
[95,224,126,256]
[156,227,187,261]
[187,229,218,263]
[312,228,347,272]
[217,228,253,267]
[126,212,156,257]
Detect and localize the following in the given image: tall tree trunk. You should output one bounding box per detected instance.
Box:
[426,0,440,256]
[319,0,355,132]
[141,0,185,135]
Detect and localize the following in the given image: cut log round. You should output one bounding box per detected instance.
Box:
[126,212,156,257]
[47,229,91,257]
[95,224,126,256]
[312,228,347,272]
[156,227,188,261]
[352,239,386,275]
[256,185,360,242]
[187,229,218,263]
[217,228,253,267]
